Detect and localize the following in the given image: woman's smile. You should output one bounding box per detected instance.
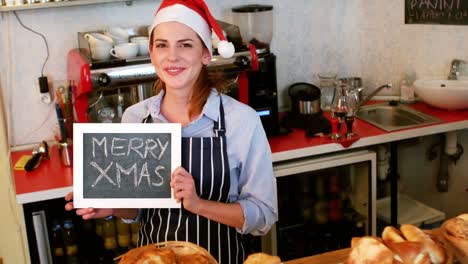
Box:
[164,66,186,76]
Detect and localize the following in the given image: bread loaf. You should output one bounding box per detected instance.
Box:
[400,224,446,264]
[119,246,177,264]
[346,223,453,264]
[385,241,431,264]
[382,226,406,244]
[243,252,281,264]
[117,241,217,264]
[346,236,399,264]
[442,214,468,264]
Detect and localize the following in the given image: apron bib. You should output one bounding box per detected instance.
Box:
[138,101,246,264]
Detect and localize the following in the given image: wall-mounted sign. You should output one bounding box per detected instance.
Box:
[73,123,181,209]
[405,0,468,25]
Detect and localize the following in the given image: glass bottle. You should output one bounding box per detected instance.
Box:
[116,218,131,252]
[51,221,66,264]
[63,219,80,264]
[327,175,343,222]
[313,175,328,225]
[103,217,118,251]
[102,216,118,262]
[95,218,104,238]
[130,222,140,247]
[345,88,359,138]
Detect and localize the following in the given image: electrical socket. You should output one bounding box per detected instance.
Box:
[36,81,52,104]
[37,76,52,104]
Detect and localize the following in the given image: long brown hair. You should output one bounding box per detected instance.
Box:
[153,66,228,119]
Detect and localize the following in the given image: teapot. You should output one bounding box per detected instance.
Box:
[84,33,114,48]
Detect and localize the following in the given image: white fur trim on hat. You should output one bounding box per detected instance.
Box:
[149,4,213,56]
[217,40,235,58]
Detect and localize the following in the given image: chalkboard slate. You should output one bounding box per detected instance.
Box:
[73,123,181,209]
[83,133,172,199]
[406,0,468,25]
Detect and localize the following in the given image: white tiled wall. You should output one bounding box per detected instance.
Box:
[1,0,467,146]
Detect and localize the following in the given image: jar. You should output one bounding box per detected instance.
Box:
[317,73,337,111]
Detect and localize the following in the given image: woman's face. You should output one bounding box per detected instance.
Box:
[150,22,211,92]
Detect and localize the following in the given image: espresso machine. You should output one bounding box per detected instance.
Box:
[68,20,281,135]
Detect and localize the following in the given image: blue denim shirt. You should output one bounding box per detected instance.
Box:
[121,89,278,235]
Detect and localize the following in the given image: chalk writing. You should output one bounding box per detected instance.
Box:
[410,0,460,10]
[406,0,468,24]
[83,133,172,199]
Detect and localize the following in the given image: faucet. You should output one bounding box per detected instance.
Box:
[357,83,392,110]
[448,59,466,80]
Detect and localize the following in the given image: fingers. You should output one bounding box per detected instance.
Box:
[64,202,74,211]
[65,192,73,201]
[171,169,193,186]
[75,208,99,220]
[64,192,75,211]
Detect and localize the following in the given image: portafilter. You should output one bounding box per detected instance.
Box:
[24,141,50,172]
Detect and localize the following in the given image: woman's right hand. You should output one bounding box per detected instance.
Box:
[65,192,114,220]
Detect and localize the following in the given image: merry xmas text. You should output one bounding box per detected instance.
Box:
[89,136,170,188]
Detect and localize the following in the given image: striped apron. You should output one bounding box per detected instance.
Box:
[138,101,246,264]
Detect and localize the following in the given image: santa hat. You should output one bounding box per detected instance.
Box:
[149,0,235,58]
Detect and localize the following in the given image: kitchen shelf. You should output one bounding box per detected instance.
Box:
[0,0,140,12]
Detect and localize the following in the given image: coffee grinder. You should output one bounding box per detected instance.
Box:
[231,4,282,136]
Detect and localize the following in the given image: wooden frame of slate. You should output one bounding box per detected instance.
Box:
[73,123,181,209]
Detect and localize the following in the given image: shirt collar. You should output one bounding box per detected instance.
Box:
[148,89,220,122]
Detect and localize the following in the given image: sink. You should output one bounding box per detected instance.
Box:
[357,103,441,131]
[414,79,468,110]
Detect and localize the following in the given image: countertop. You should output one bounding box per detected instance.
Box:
[269,102,468,162]
[284,248,350,264]
[10,102,468,204]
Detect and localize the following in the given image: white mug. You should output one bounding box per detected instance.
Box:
[110,43,139,59]
[91,44,113,61]
[130,36,149,56]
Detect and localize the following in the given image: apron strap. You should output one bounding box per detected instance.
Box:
[213,97,226,137]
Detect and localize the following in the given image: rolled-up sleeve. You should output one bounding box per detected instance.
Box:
[235,121,278,235]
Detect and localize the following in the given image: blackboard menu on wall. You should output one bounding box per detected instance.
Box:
[405,0,468,25]
[73,123,181,209]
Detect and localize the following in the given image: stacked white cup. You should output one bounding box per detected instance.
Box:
[130,36,150,56]
[104,27,130,45]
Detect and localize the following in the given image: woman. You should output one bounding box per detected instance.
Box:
[66,0,277,263]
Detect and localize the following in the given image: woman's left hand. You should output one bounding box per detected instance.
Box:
[171,166,202,214]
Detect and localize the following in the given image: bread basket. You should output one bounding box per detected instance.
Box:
[116,241,218,264]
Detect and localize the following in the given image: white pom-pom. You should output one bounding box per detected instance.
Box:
[217,40,235,58]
